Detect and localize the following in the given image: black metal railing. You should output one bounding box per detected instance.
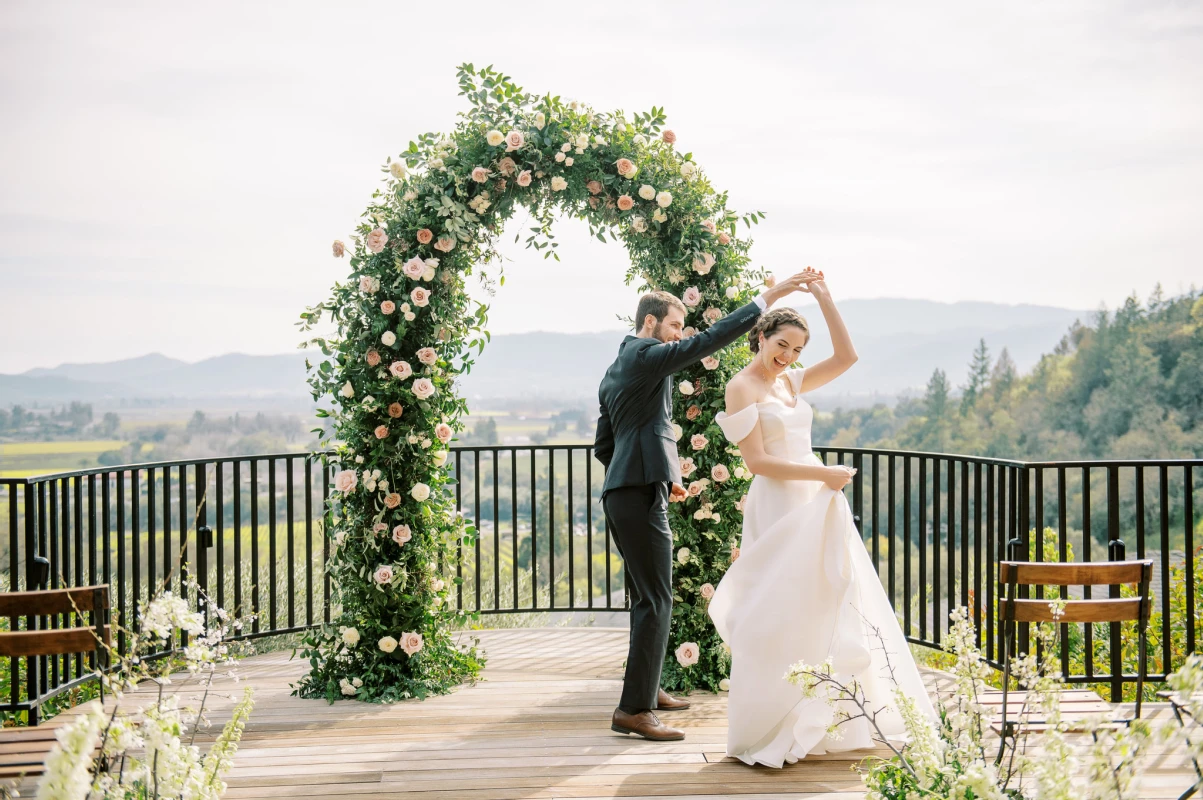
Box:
[1,445,1199,720]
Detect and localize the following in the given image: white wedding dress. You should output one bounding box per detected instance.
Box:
[709,368,937,768]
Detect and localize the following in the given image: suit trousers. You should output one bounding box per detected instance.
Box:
[603,482,673,714]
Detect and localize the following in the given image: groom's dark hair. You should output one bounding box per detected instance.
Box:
[635,291,686,329]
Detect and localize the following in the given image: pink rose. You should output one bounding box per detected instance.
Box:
[392,524,412,546]
[682,326,697,338]
[374,425,390,440]
[332,240,346,257]
[497,157,517,176]
[359,276,377,293]
[504,130,525,151]
[373,522,388,533]
[700,583,715,599]
[691,434,708,451]
[701,220,716,234]
[764,274,777,288]
[366,349,381,367]
[718,232,731,246]
[380,301,395,315]
[334,470,358,494]
[711,464,730,482]
[383,492,401,509]
[735,495,747,513]
[411,287,431,307]
[367,228,388,253]
[661,129,677,144]
[692,256,712,276]
[400,631,424,655]
[682,287,701,307]
[586,180,603,195]
[471,166,490,183]
[412,378,436,400]
[731,544,741,562]
[416,347,438,366]
[702,356,719,371]
[687,480,705,497]
[434,423,453,444]
[615,158,636,177]
[389,361,413,380]
[434,237,456,253]
[517,170,532,187]
[679,457,696,477]
[616,195,634,211]
[703,307,723,325]
[674,641,699,667]
[374,565,394,585]
[403,257,425,279]
[416,229,433,245]
[685,405,701,421]
[387,402,404,418]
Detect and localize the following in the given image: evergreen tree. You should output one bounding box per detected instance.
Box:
[960,338,992,414]
[990,348,1017,396]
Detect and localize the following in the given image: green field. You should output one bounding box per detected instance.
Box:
[0,440,128,478]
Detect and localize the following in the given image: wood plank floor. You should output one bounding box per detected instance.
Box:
[13,627,1203,799]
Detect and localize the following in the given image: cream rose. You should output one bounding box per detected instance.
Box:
[390,161,407,179]
[392,524,412,545]
[533,111,546,130]
[389,361,413,380]
[486,129,505,147]
[719,678,731,691]
[334,469,358,493]
[432,449,449,468]
[702,356,719,371]
[692,256,712,276]
[341,627,360,646]
[550,176,568,192]
[677,547,690,564]
[655,191,673,207]
[339,381,355,399]
[416,347,438,366]
[638,184,656,201]
[631,216,647,233]
[554,152,566,163]
[412,378,436,400]
[378,635,398,653]
[367,228,388,253]
[711,464,730,482]
[680,161,696,178]
[411,287,431,307]
[671,422,683,441]
[724,286,738,300]
[675,642,699,667]
[381,331,396,347]
[691,434,708,451]
[374,565,394,585]
[679,380,695,395]
[410,482,431,502]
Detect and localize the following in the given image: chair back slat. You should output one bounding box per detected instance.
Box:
[998,561,1150,587]
[1000,597,1143,624]
[0,626,112,658]
[0,586,110,617]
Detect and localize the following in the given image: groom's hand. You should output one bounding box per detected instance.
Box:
[669,483,688,503]
[759,268,823,307]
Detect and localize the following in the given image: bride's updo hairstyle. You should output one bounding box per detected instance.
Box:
[749,308,809,353]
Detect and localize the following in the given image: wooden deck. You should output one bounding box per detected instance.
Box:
[11,627,1203,799]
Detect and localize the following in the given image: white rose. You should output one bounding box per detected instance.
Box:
[564,157,573,166]
[428,157,444,170]
[679,380,695,395]
[340,679,357,696]
[633,134,647,146]
[432,450,449,467]
[681,161,696,178]
[631,216,647,233]
[341,627,360,646]
[655,191,673,208]
[719,678,731,691]
[381,331,396,347]
[725,286,739,299]
[550,176,568,192]
[422,266,436,281]
[411,483,431,502]
[378,636,398,653]
[555,152,566,163]
[534,112,546,130]
[339,381,354,398]
[561,143,572,152]
[352,677,363,688]
[653,209,667,223]
[671,423,683,441]
[677,547,690,564]
[638,184,656,201]
[404,311,416,322]
[486,130,505,147]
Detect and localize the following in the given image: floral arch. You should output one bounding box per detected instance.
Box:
[296,64,770,702]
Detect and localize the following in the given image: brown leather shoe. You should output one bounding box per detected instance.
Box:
[611,709,686,741]
[656,688,691,710]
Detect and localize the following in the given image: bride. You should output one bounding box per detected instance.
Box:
[709,269,937,768]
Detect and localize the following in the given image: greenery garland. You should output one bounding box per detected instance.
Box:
[296,64,771,702]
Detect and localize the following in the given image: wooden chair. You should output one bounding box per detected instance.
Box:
[994,559,1153,763]
[0,586,110,783]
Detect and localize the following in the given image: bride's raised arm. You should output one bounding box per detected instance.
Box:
[798,278,858,394]
[723,377,852,490]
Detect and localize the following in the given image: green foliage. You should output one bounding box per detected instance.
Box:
[296,64,767,699]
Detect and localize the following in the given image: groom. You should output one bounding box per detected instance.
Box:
[594,275,809,741]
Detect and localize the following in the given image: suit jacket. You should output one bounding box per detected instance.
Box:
[594,301,763,495]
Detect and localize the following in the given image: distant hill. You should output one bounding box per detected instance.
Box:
[0,299,1089,408]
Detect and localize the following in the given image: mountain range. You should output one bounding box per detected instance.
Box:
[0,299,1090,408]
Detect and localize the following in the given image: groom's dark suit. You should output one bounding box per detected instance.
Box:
[594,300,765,713]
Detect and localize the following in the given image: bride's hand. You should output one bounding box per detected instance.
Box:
[762,268,823,305]
[822,465,856,490]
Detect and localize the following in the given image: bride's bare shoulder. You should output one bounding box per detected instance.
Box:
[724,371,760,414]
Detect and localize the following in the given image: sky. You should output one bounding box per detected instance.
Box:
[1,1,1200,373]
